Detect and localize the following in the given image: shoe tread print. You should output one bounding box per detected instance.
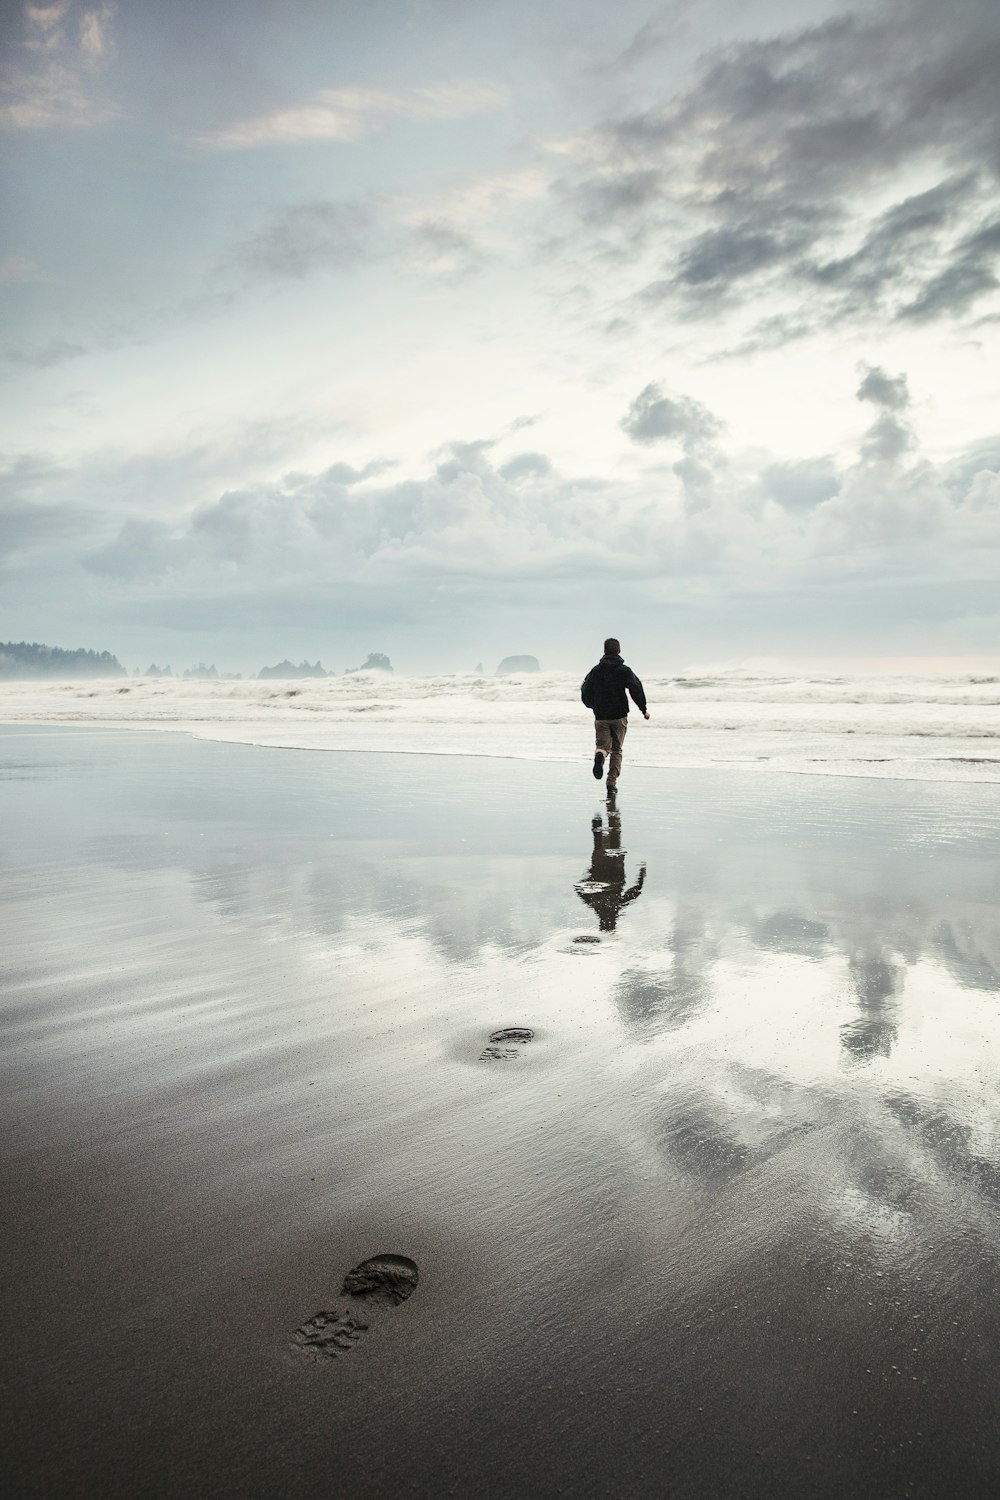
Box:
[479,1026,535,1061]
[293,1254,418,1360]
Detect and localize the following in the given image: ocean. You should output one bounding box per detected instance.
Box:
[1,668,998,782]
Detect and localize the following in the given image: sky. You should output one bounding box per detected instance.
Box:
[1,0,998,674]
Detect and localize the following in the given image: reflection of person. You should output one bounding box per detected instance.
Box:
[575,806,646,932]
[581,637,649,792]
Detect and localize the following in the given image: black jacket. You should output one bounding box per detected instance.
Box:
[581,654,647,719]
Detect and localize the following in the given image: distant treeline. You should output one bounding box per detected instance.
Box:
[0,641,126,679]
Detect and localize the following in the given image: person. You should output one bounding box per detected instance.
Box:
[580,637,649,792]
[574,805,646,933]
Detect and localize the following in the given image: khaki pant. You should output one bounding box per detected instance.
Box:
[594,716,628,784]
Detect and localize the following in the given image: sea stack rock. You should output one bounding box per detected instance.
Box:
[496,655,540,674]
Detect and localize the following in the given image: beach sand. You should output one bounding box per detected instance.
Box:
[3,727,1000,1497]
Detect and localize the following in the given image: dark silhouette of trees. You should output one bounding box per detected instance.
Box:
[0,640,125,678]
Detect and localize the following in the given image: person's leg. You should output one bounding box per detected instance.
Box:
[593,718,612,779]
[607,717,627,785]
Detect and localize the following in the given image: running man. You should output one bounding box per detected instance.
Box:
[580,637,649,792]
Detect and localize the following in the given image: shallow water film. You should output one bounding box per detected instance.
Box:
[3,728,1000,1498]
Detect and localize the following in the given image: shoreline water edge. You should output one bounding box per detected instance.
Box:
[1,668,999,784]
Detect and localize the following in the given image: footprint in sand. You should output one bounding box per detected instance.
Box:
[293,1254,418,1360]
[479,1026,535,1061]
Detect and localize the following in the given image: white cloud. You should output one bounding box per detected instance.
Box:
[195,79,509,151]
[0,0,118,130]
[78,2,113,61]
[63,369,998,620]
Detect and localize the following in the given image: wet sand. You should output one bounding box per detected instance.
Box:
[3,727,1000,1498]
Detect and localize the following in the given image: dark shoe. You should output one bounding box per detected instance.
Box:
[593,751,605,779]
[606,780,617,795]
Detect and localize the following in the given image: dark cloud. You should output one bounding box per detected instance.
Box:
[621,382,721,449]
[86,517,174,580]
[0,497,82,560]
[857,365,910,411]
[234,200,375,280]
[855,365,914,464]
[572,168,664,224]
[676,209,823,292]
[574,0,1000,337]
[0,457,93,563]
[899,214,1000,320]
[805,174,979,311]
[617,5,1000,195]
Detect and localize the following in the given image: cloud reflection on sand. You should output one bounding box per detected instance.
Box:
[6,730,1000,1494]
[5,728,1000,1270]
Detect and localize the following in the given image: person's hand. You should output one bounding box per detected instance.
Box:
[643,710,650,720]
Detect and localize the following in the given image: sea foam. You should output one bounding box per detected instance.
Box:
[1,670,998,783]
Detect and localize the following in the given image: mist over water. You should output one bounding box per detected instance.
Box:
[2,667,999,783]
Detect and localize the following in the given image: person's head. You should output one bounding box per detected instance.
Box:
[603,637,620,656]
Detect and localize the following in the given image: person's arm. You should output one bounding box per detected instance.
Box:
[581,667,595,709]
[621,864,647,904]
[627,670,649,717]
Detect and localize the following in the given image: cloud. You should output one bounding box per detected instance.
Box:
[570,168,665,226]
[607,6,694,75]
[675,210,824,293]
[4,335,91,369]
[408,219,483,279]
[0,454,92,563]
[4,364,995,656]
[0,0,119,130]
[620,383,721,449]
[233,200,376,280]
[758,458,840,512]
[498,452,552,482]
[857,365,910,412]
[322,459,395,486]
[195,79,508,151]
[73,408,994,628]
[80,437,679,592]
[560,0,1000,337]
[806,174,978,309]
[856,364,915,463]
[78,1,112,60]
[226,195,494,289]
[2,311,145,370]
[899,215,1000,321]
